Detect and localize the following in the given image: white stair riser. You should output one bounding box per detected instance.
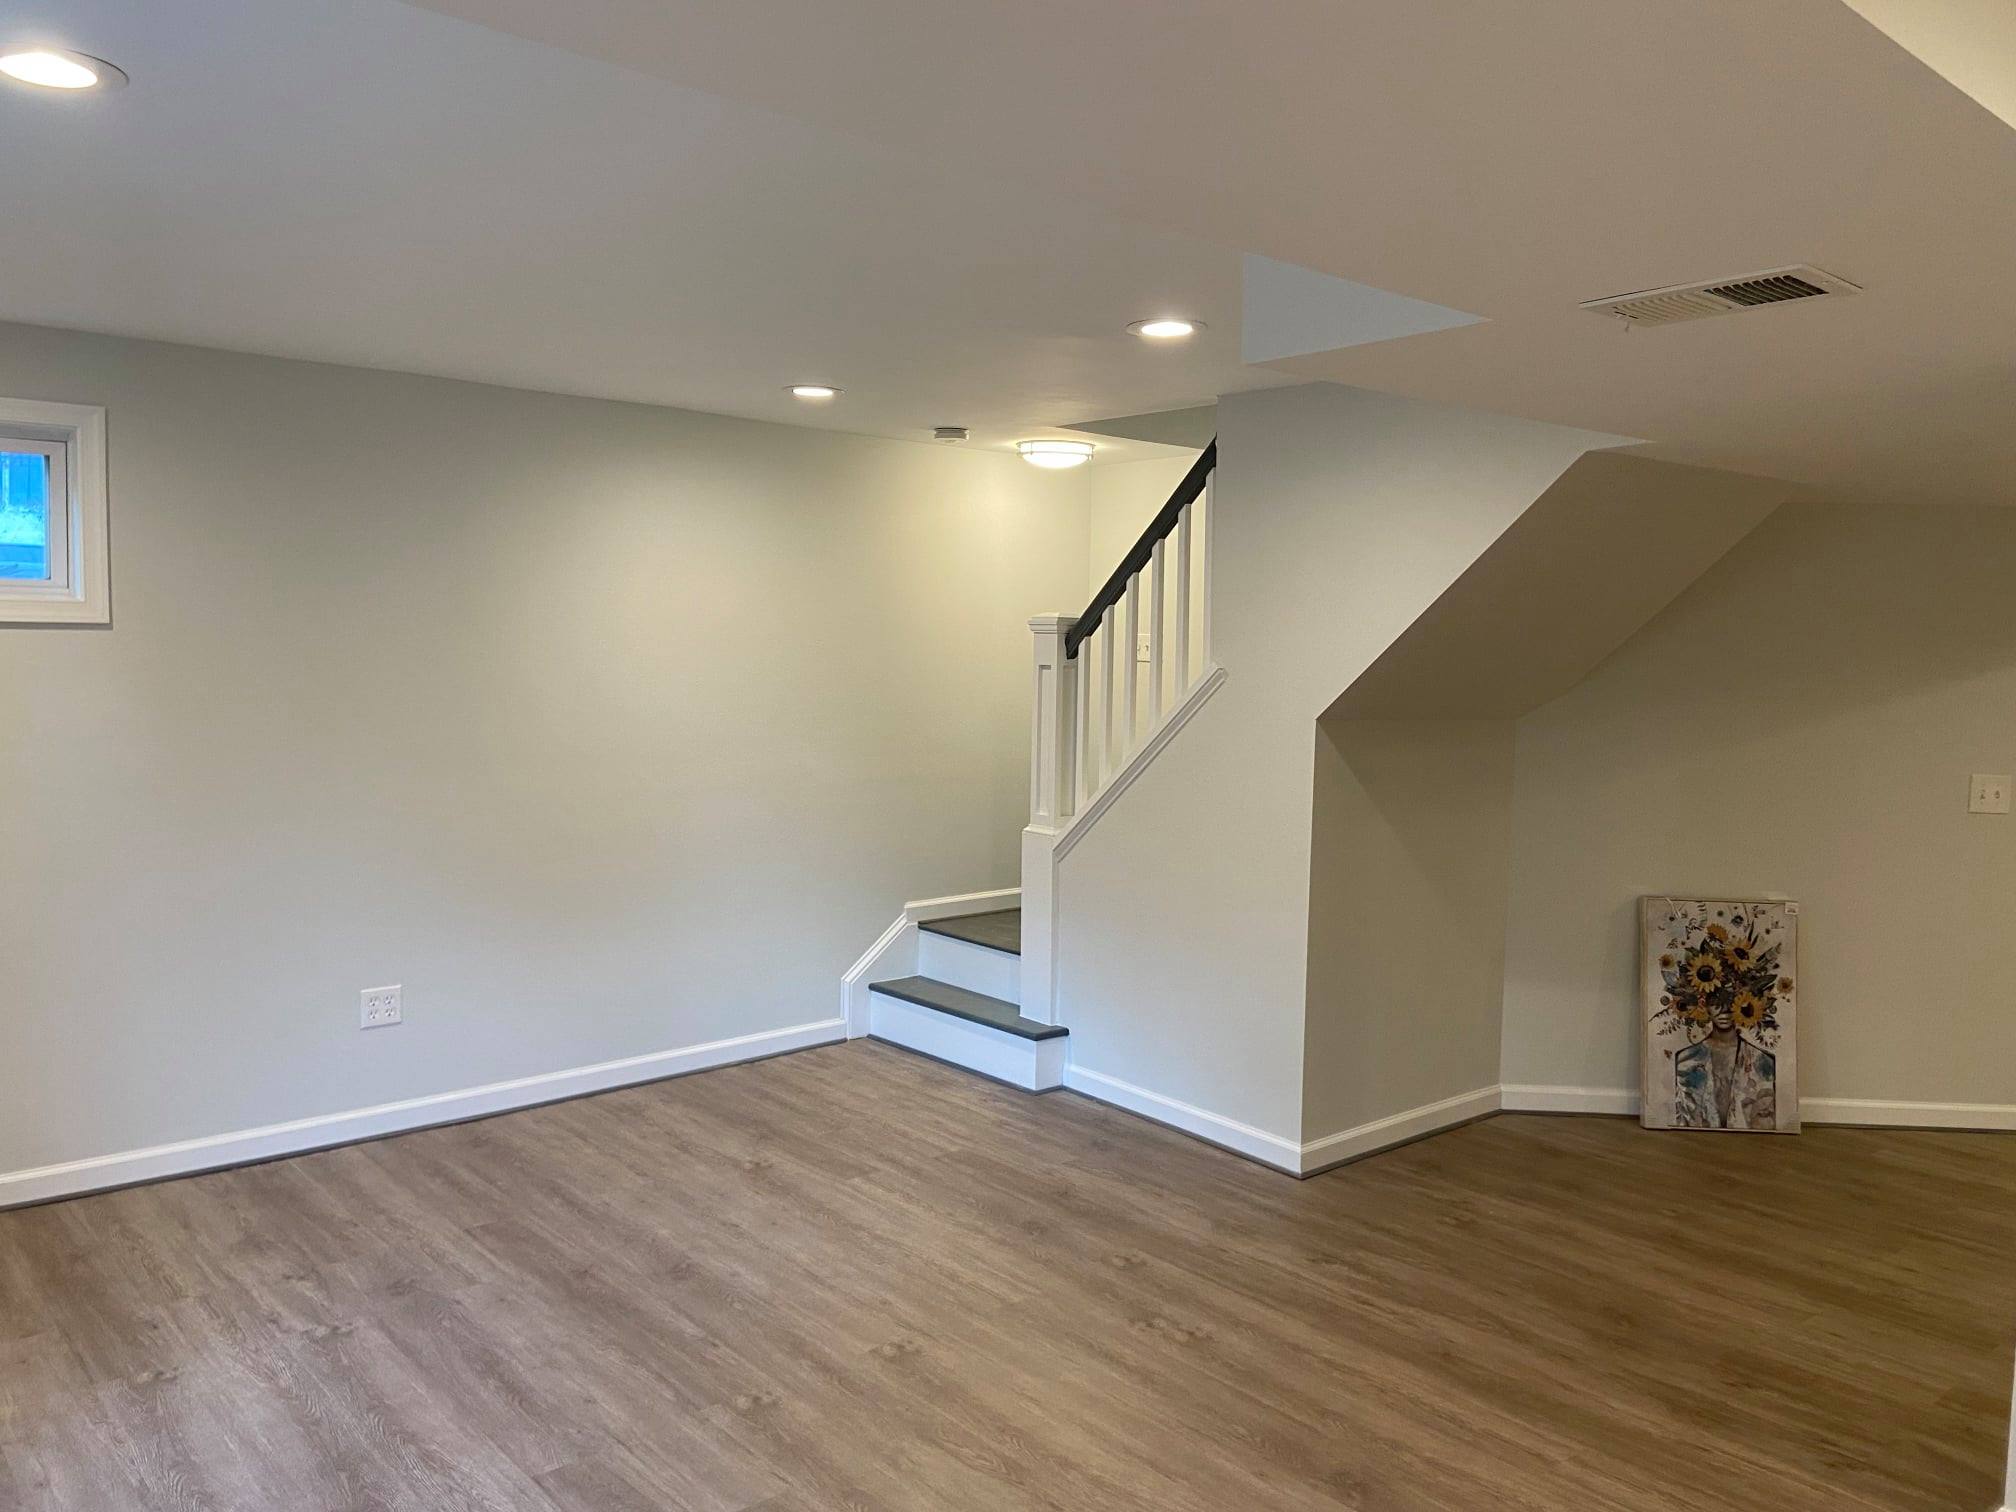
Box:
[868,993,1064,1092]
[916,931,1021,1005]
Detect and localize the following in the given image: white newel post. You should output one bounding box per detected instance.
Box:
[1022,615,1078,1024]
[1027,615,1079,831]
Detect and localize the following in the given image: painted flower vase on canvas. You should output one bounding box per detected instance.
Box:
[1640,898,1799,1134]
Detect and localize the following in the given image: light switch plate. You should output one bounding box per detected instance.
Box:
[1969,774,2011,814]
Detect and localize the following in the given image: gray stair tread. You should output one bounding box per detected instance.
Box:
[918,909,1021,955]
[869,975,1066,1040]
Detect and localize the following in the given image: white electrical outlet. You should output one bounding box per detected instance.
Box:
[1969,775,2011,815]
[360,984,403,1029]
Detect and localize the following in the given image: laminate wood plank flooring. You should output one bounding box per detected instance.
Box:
[2,1041,2012,1510]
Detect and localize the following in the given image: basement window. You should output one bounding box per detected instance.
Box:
[0,398,109,625]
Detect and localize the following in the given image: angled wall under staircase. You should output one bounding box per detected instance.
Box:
[1303,451,1789,1151]
[1050,381,1631,1167]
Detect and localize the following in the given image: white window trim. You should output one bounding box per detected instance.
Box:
[0,397,109,625]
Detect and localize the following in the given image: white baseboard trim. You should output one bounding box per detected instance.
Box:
[1065,1068,1504,1176]
[1500,1083,1640,1116]
[1299,1085,1503,1174]
[1799,1097,2016,1131]
[1500,1084,2016,1132]
[0,1017,846,1211]
[1062,1064,1303,1173]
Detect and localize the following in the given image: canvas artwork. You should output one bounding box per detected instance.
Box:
[1640,897,1799,1133]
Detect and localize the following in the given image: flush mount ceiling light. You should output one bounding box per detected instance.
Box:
[786,383,839,400]
[1127,317,1202,340]
[0,47,127,91]
[1017,439,1095,470]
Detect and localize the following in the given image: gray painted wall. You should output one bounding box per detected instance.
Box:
[1502,502,2016,1109]
[1056,382,1613,1146]
[0,322,1091,1173]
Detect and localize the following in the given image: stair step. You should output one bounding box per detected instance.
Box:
[868,976,1064,1040]
[917,909,1021,956]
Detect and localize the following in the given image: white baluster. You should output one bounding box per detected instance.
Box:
[1074,629,1093,809]
[1197,480,1213,671]
[1148,536,1166,725]
[1122,573,1141,756]
[1174,502,1193,695]
[1098,604,1117,783]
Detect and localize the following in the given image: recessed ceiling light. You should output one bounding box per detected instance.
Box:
[1018,439,1095,470]
[1127,317,1202,340]
[0,47,126,91]
[786,384,839,400]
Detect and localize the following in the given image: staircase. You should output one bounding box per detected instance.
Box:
[842,443,1219,1091]
[866,909,1069,1090]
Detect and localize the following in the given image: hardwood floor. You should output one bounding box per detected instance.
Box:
[2,1041,2012,1511]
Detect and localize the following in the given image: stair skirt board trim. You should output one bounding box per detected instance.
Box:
[0,1017,847,1211]
[1299,1085,1504,1175]
[1062,1065,1304,1172]
[841,913,913,1038]
[1052,665,1227,864]
[905,887,1021,924]
[1500,1084,2016,1130]
[869,993,1065,1092]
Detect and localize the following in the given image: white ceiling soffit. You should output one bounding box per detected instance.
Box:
[399,0,2016,508]
[1839,0,2016,131]
[1067,407,1219,451]
[1241,254,1482,364]
[1327,452,1791,721]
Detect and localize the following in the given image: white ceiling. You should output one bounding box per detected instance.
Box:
[394,0,2016,507]
[0,0,1284,462]
[5,0,2016,499]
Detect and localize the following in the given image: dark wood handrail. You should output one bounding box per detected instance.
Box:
[1064,439,1216,660]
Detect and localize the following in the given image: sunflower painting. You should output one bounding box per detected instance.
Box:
[1640,897,1799,1133]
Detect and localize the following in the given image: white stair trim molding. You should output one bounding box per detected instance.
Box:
[1020,664,1227,1023]
[1062,1063,1304,1172]
[0,1016,845,1211]
[1052,663,1227,865]
[1299,1085,1503,1175]
[905,886,1021,924]
[1500,1084,2016,1131]
[840,887,1021,1038]
[841,913,912,1038]
[869,991,1065,1092]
